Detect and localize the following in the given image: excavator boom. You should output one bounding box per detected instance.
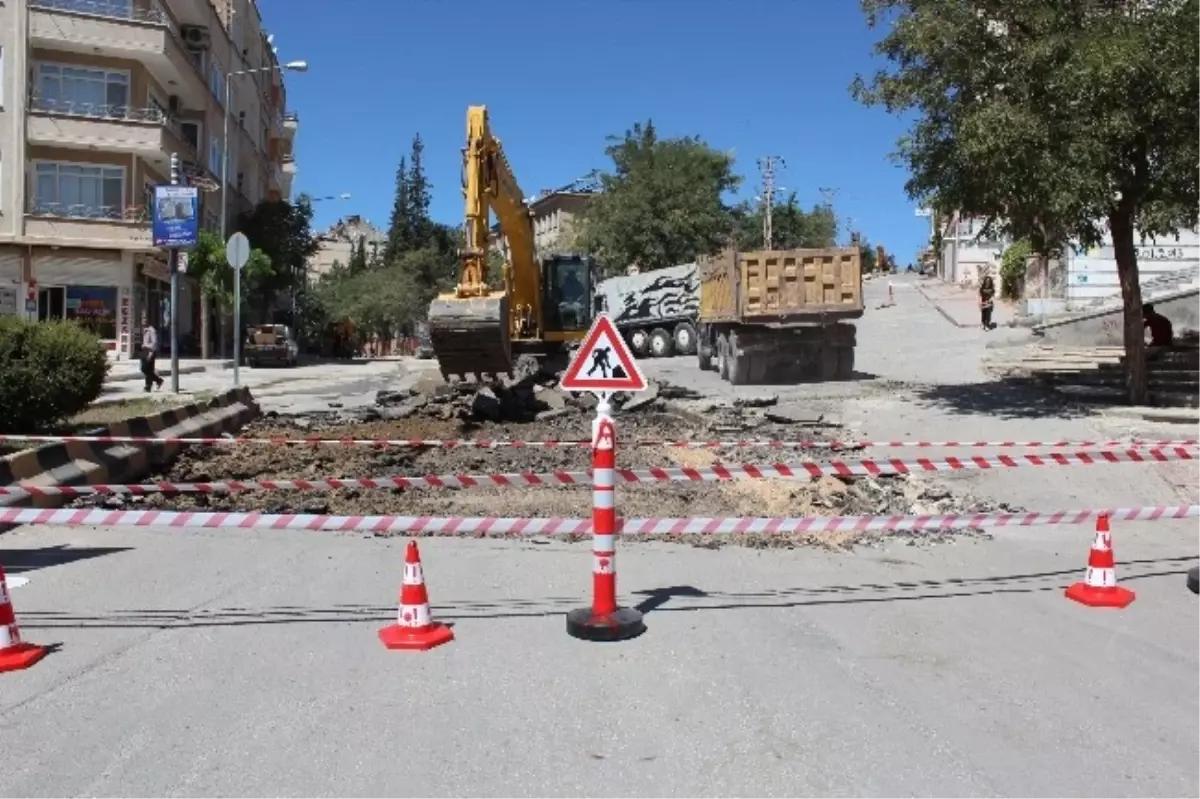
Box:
[426,106,541,380]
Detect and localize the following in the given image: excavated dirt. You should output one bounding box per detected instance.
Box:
[69,378,1018,550]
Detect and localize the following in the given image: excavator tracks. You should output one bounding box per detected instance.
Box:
[427,294,513,381]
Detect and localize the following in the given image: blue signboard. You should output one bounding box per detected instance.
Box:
[152,185,199,248]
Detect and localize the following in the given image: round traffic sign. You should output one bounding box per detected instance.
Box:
[225,232,250,271]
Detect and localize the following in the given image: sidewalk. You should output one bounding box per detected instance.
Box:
[913,278,1017,329]
[106,358,233,384]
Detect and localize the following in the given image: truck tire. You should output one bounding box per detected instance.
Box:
[727,331,751,385]
[835,346,856,380]
[673,322,697,356]
[628,329,651,357]
[717,334,730,380]
[697,341,714,371]
[818,346,839,381]
[649,328,674,358]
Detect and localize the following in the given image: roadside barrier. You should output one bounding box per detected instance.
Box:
[0,433,1194,450]
[3,447,1194,498]
[1,505,1195,535]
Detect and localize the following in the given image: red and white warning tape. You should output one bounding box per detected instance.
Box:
[0,505,1194,534]
[0,433,1193,450]
[2,448,1194,497]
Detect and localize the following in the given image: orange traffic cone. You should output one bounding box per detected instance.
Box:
[0,565,47,673]
[1065,514,1136,608]
[378,541,454,651]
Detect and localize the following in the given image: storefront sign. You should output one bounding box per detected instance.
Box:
[141,259,172,283]
[152,185,199,248]
[118,286,132,359]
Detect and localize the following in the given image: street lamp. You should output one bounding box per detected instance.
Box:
[220,59,307,385]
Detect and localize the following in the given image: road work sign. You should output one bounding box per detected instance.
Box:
[560,314,646,394]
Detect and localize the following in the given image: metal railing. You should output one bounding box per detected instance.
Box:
[28,97,200,155]
[26,200,148,223]
[283,111,299,124]
[30,0,167,24]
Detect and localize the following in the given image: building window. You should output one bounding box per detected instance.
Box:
[36,63,130,114]
[33,162,125,218]
[35,0,133,17]
[209,135,222,175]
[180,120,201,152]
[66,286,119,340]
[209,60,225,103]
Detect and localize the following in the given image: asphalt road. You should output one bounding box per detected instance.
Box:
[1,522,1196,797]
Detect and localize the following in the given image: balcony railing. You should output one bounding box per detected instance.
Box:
[30,0,167,25]
[26,201,148,223]
[283,112,298,123]
[30,96,163,122]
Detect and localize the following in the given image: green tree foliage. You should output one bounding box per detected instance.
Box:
[347,235,368,275]
[235,196,318,314]
[383,156,411,263]
[406,134,434,247]
[0,317,109,433]
[851,0,1199,403]
[571,121,742,274]
[187,229,272,357]
[730,195,839,250]
[999,238,1033,300]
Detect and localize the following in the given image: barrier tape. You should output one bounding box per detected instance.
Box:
[0,433,1194,450]
[0,505,1195,534]
[3,448,1194,497]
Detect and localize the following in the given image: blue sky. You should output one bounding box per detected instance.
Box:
[259,0,929,263]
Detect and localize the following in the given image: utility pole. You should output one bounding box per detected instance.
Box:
[757,156,784,250]
[169,152,182,394]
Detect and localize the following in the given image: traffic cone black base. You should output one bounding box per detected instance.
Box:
[566,607,645,642]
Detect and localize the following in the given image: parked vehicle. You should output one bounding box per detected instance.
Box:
[593,263,700,357]
[245,324,299,368]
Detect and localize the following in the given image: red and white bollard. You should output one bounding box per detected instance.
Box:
[566,397,646,641]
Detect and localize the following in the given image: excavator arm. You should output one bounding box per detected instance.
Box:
[428,106,543,379]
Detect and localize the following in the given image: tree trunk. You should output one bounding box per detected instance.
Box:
[200,293,211,360]
[1108,203,1147,405]
[217,300,228,361]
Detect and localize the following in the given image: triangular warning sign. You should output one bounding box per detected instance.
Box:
[560,314,647,393]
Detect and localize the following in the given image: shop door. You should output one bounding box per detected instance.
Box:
[38,286,66,321]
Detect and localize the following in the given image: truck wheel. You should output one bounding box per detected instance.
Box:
[649,328,674,358]
[697,341,713,371]
[673,322,697,356]
[818,347,839,381]
[628,329,651,357]
[717,334,730,379]
[835,346,856,380]
[727,331,751,385]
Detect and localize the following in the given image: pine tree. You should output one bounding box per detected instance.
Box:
[384,156,410,264]
[347,235,368,275]
[406,134,433,248]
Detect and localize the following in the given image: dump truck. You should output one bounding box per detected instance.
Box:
[694,246,863,385]
[593,263,701,358]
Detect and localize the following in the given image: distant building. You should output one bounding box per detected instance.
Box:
[491,174,600,261]
[310,215,387,278]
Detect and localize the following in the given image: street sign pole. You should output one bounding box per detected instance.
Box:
[224,232,251,387]
[168,153,181,394]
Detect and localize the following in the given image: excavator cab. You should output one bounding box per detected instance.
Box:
[540,253,596,337]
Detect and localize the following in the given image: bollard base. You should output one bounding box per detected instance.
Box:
[566,606,646,641]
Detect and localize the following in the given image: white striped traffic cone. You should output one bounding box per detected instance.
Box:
[378,541,454,651]
[0,564,48,673]
[1065,514,1136,608]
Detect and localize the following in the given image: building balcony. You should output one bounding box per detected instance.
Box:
[282,112,298,139]
[29,0,209,110]
[26,98,198,163]
[280,155,296,197]
[24,200,155,251]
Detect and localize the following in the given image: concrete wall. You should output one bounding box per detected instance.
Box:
[1064,228,1200,307]
[1033,288,1199,347]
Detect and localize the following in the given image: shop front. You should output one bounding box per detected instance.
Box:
[31,248,128,356]
[136,254,198,357]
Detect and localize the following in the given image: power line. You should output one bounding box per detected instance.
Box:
[757,156,785,250]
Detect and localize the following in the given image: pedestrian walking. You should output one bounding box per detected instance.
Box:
[978,267,997,330]
[141,316,164,392]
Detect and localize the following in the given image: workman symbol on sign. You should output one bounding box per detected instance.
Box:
[587,346,613,378]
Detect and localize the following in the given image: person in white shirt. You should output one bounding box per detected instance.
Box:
[141,316,164,392]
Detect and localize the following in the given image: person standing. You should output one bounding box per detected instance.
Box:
[978,267,997,330]
[141,317,164,392]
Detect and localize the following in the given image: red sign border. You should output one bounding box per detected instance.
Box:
[560,314,647,393]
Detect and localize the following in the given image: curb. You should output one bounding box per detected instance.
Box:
[913,284,972,329]
[0,388,260,520]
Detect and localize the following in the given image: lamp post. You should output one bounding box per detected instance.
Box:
[221,59,307,384]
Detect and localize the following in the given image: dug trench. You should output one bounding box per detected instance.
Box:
[65,375,1019,549]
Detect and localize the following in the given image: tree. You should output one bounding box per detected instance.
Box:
[236,196,319,316]
[852,0,1199,404]
[187,229,273,359]
[347,235,368,275]
[406,134,434,248]
[730,194,839,250]
[571,120,742,274]
[383,156,411,264]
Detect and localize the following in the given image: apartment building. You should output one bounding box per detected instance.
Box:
[491,190,595,263]
[310,215,386,279]
[0,0,299,359]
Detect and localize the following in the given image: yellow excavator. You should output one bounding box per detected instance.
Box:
[426,106,598,381]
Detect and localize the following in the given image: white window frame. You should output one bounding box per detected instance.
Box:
[35,61,131,114]
[30,160,127,217]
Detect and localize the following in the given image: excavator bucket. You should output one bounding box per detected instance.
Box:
[426,292,513,380]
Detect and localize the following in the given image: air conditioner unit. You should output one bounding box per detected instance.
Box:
[180,25,211,50]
